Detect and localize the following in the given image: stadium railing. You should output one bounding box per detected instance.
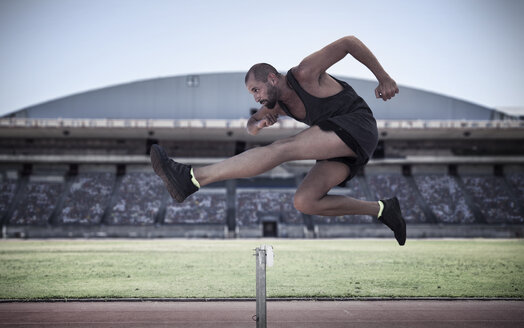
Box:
[1,117,523,130]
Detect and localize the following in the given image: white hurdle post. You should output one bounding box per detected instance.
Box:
[254,245,273,328]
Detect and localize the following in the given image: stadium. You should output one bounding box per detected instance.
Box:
[1,73,524,327]
[1,72,523,239]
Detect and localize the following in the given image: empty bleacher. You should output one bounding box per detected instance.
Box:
[414,175,474,224]
[164,189,227,224]
[507,173,524,201]
[236,189,302,226]
[57,168,115,224]
[10,180,64,225]
[108,171,164,225]
[461,175,522,224]
[1,162,523,238]
[0,176,17,221]
[366,167,428,223]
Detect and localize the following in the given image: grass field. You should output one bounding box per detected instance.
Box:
[0,239,523,300]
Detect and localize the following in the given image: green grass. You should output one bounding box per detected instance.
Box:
[0,239,523,299]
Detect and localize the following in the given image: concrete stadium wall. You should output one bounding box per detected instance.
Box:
[5,224,228,239]
[5,224,523,239]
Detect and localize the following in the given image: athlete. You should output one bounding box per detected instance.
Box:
[151,35,406,245]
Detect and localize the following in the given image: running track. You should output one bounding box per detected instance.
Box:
[1,300,523,327]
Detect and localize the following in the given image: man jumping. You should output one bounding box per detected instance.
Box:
[150,35,406,245]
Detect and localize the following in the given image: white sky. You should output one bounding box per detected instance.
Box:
[1,0,523,117]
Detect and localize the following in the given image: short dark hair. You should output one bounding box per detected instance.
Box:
[245,63,280,84]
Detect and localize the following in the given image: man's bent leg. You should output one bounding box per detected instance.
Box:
[193,126,356,186]
[294,161,406,245]
[293,161,380,216]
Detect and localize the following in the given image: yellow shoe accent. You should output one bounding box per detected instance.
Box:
[377,200,384,218]
[190,168,200,189]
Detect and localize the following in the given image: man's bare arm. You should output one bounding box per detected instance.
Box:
[296,35,399,101]
[247,106,284,135]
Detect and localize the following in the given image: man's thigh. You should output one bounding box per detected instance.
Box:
[278,125,356,160]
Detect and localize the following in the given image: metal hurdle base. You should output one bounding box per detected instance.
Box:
[253,245,273,328]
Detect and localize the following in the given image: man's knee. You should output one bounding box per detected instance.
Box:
[293,192,318,215]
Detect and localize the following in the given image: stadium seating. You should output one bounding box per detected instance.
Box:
[57,172,115,224]
[9,181,63,225]
[1,110,522,239]
[367,174,427,223]
[461,176,522,224]
[164,190,227,224]
[414,175,474,224]
[108,172,164,225]
[0,179,17,220]
[1,165,523,237]
[236,189,302,226]
[507,173,524,201]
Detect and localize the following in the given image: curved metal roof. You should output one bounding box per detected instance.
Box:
[5,72,498,120]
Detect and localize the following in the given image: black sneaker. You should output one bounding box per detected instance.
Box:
[378,197,406,246]
[150,144,198,203]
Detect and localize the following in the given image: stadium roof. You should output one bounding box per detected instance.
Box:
[3,73,510,121]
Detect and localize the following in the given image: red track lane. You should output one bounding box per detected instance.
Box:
[1,300,523,328]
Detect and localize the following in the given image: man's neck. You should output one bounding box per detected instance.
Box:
[277,74,296,103]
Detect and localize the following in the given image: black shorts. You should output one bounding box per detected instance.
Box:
[316,112,378,185]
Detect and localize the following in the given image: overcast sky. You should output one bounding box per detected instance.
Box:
[1,0,523,117]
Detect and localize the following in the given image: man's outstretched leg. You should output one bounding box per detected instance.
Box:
[150,126,355,202]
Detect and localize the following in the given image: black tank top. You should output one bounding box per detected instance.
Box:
[278,69,371,126]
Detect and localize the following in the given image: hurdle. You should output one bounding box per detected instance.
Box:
[254,245,273,328]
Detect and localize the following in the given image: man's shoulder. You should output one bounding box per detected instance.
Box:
[290,65,343,97]
[290,65,324,85]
